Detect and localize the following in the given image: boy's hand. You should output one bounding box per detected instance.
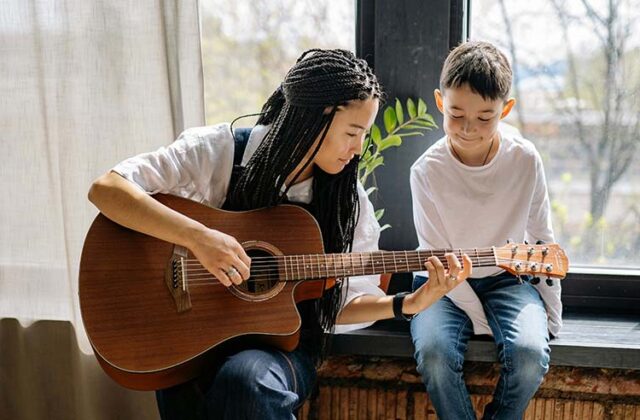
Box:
[404,253,472,315]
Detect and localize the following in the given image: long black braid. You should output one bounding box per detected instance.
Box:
[226,49,383,362]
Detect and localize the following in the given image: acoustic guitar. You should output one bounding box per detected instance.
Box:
[79,194,569,390]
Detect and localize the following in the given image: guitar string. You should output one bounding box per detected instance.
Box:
[176,257,557,286]
[179,256,552,278]
[180,254,500,277]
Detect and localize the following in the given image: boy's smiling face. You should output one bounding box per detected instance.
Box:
[435,83,515,161]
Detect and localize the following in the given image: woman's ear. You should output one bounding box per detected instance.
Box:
[434,89,445,114]
[500,98,516,119]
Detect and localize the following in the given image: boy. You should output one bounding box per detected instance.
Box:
[409,41,562,420]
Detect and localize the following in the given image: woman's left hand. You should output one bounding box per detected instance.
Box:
[403,252,473,315]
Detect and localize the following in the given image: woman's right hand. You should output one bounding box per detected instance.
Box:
[188,228,252,287]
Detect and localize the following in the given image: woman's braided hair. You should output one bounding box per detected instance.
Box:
[226,49,382,357]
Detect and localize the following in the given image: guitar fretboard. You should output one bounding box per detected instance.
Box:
[280,249,497,281]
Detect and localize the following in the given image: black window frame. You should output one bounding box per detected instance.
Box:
[356,0,640,316]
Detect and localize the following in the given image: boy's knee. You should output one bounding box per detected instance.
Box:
[509,342,550,381]
[414,339,462,380]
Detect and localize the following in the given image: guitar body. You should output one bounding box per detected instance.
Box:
[79,194,327,390]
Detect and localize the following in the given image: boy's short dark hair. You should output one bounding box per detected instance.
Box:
[440,41,512,101]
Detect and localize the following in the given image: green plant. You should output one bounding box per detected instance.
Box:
[358,97,438,230]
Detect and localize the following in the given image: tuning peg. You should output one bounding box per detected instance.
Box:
[524,240,529,245]
[536,240,546,245]
[506,238,514,244]
[546,278,554,286]
[530,277,541,285]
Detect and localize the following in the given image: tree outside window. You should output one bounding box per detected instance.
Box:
[472,0,640,269]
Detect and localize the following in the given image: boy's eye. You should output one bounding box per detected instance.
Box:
[346,132,358,137]
[478,117,491,122]
[450,114,463,119]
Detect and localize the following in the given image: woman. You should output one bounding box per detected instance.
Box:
[89,48,471,419]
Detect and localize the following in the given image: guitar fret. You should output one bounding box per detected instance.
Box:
[403,250,410,271]
[352,254,356,276]
[369,252,374,275]
[303,255,308,279]
[332,254,337,278]
[381,251,386,273]
[320,254,327,278]
[290,255,294,280]
[284,255,289,281]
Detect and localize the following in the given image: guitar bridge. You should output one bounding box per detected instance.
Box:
[165,245,192,313]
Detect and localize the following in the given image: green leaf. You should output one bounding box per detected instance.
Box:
[407,98,417,119]
[397,132,424,137]
[380,223,391,232]
[413,119,437,128]
[374,208,385,220]
[420,113,437,126]
[364,156,384,177]
[365,186,377,196]
[378,135,402,152]
[394,99,404,125]
[402,124,431,130]
[418,98,428,115]
[370,124,382,146]
[383,107,397,133]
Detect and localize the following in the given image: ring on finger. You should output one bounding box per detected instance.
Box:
[226,267,238,277]
[446,274,457,282]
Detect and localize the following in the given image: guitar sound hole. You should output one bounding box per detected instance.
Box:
[236,249,280,295]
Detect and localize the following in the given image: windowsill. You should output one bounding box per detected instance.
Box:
[330,312,640,370]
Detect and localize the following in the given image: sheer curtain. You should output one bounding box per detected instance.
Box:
[0,1,204,417]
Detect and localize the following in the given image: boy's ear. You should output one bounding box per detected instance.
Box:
[434,89,444,114]
[500,98,516,119]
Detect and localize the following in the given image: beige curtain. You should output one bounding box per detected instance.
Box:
[0,1,204,418]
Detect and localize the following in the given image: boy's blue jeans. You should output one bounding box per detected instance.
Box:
[410,273,550,420]
[156,346,316,419]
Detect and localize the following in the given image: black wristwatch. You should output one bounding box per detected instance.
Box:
[393,292,415,321]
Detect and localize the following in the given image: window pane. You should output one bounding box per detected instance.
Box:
[200,0,355,125]
[471,0,640,269]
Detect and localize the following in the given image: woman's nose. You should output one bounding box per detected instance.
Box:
[353,134,365,153]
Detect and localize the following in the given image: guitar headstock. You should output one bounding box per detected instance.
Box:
[494,243,569,280]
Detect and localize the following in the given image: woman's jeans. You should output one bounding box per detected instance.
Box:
[410,274,550,420]
[156,346,316,419]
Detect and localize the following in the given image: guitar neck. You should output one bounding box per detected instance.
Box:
[281,248,496,281]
